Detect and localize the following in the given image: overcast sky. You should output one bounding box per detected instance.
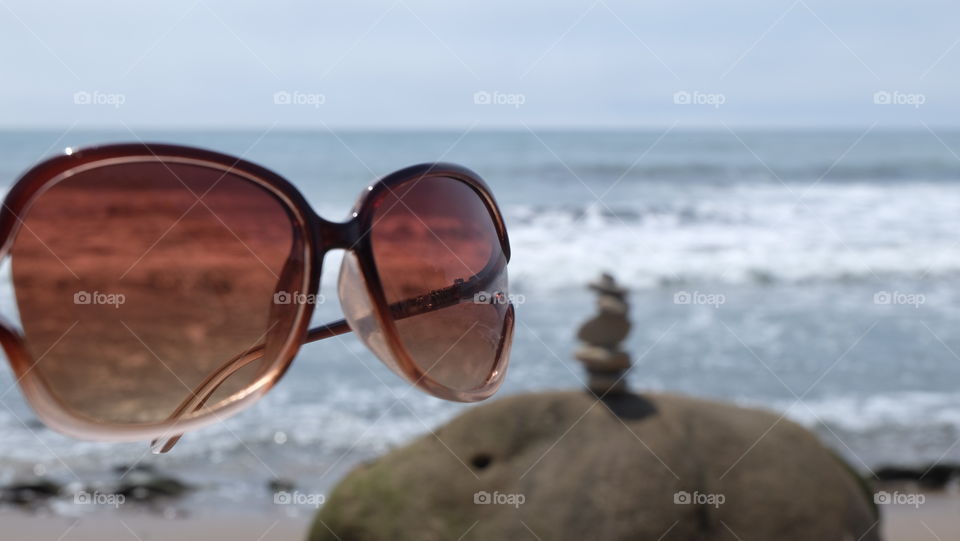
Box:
[0,0,957,129]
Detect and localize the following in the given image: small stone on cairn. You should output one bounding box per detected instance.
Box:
[575,272,631,396]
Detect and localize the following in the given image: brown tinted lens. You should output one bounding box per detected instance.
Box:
[369,176,510,392]
[10,161,302,424]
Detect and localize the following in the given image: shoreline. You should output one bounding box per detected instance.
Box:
[1,478,957,541]
[881,490,960,540]
[0,510,311,541]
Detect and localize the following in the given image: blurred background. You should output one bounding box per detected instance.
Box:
[1,0,959,535]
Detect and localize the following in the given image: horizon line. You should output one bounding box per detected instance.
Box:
[2,124,958,133]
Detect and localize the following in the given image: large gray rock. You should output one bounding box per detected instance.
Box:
[309,391,879,541]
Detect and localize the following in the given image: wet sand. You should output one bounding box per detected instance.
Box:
[0,511,311,541]
[1,491,959,541]
[882,491,960,540]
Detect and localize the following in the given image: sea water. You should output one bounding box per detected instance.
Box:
[0,129,958,509]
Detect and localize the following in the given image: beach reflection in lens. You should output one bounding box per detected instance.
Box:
[366,176,511,392]
[11,162,301,424]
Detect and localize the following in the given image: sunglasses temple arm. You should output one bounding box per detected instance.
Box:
[148,320,353,453]
[150,259,505,453]
[379,256,507,320]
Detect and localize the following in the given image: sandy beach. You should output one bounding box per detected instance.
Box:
[881,491,960,540]
[0,491,957,540]
[0,511,311,541]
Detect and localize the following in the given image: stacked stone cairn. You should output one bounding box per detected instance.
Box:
[575,272,631,396]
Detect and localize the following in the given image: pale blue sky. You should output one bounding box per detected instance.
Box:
[0,0,957,128]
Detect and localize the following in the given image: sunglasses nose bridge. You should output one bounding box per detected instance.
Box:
[311,214,361,254]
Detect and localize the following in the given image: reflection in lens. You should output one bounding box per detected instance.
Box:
[341,176,511,393]
[11,162,301,424]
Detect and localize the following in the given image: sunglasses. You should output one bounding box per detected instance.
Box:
[0,143,514,453]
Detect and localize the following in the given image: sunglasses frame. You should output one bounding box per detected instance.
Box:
[0,143,513,442]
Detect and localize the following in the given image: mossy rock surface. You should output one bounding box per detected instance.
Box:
[310,391,879,541]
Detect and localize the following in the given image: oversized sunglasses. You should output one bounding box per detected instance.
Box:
[0,143,514,453]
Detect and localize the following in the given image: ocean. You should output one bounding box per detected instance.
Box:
[0,128,959,513]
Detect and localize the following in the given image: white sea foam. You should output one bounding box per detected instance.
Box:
[776,391,960,433]
[501,181,960,292]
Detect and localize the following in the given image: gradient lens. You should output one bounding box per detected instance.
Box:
[340,175,511,394]
[11,161,304,425]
